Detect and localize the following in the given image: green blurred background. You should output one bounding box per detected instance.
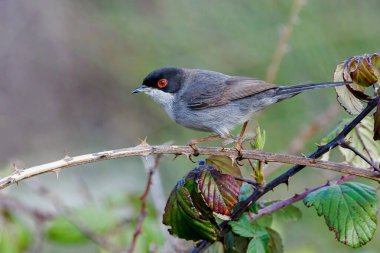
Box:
[1,0,380,252]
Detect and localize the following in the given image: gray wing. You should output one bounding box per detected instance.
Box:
[186,76,277,109]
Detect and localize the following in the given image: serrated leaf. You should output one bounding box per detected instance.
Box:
[197,166,240,217]
[266,228,283,253]
[205,156,242,178]
[163,177,219,241]
[303,182,378,248]
[339,116,380,167]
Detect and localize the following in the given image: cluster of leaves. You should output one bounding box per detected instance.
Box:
[163,157,241,242]
[334,53,380,139]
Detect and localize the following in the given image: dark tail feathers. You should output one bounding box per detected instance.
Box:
[276,81,350,96]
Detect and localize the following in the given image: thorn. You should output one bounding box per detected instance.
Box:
[12,163,17,172]
[284,179,289,190]
[138,137,149,146]
[230,155,238,165]
[53,169,61,179]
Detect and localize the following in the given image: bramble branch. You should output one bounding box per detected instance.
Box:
[249,174,356,220]
[1,143,380,190]
[192,97,379,252]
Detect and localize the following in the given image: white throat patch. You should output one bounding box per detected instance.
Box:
[143,88,175,119]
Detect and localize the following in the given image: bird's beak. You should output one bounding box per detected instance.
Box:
[131,85,148,94]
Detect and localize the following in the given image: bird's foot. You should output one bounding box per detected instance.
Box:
[188,142,200,157]
[188,134,222,156]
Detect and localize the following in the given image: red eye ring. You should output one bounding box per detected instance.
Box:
[157,79,168,88]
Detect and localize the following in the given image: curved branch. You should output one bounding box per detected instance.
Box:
[1,141,380,190]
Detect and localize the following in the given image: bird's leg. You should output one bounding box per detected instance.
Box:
[235,121,249,157]
[188,134,222,156]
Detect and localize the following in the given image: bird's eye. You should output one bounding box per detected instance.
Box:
[157,79,168,88]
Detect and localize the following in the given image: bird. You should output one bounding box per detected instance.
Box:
[132,67,348,151]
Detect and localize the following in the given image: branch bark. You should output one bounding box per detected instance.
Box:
[1,143,380,190]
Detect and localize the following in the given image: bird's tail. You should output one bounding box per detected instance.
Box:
[276,81,350,97]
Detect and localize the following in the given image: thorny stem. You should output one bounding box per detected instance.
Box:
[191,97,379,252]
[249,174,356,220]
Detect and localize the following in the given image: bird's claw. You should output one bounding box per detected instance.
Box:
[189,143,200,157]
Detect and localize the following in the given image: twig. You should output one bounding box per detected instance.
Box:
[355,126,375,162]
[265,0,306,83]
[249,174,355,220]
[2,143,380,190]
[191,97,379,252]
[265,103,341,174]
[339,139,380,172]
[233,176,259,187]
[127,155,160,253]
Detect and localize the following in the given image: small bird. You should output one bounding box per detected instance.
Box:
[132,67,347,148]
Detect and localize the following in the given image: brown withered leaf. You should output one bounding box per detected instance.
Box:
[334,54,380,115]
[334,62,365,114]
[349,56,378,87]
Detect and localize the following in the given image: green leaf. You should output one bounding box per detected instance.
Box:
[266,228,283,253]
[229,215,267,238]
[250,126,266,150]
[273,204,302,223]
[339,116,380,167]
[224,231,250,253]
[205,156,242,177]
[238,184,255,202]
[304,182,378,248]
[246,236,268,253]
[163,176,219,241]
[197,166,240,217]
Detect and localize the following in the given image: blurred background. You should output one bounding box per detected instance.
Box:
[1,0,380,252]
